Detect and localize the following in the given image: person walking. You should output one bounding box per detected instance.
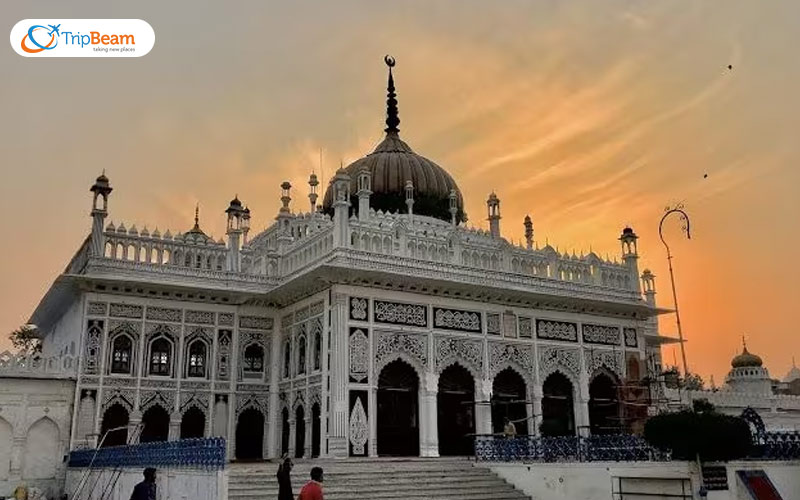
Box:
[129,468,157,500]
[297,467,324,500]
[276,454,294,500]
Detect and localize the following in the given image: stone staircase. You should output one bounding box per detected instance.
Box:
[228,457,529,500]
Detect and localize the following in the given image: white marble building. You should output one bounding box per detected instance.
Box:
[26,59,673,461]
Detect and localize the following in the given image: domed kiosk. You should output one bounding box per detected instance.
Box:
[724,339,772,395]
[322,56,466,223]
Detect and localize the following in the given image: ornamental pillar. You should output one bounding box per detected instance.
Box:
[327,292,349,457]
[531,386,543,436]
[420,373,439,457]
[577,379,591,437]
[304,416,313,458]
[369,387,378,457]
[9,436,25,478]
[169,411,181,441]
[288,418,297,458]
[128,410,142,444]
[475,378,493,436]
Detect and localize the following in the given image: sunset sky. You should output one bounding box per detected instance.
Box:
[2,1,798,384]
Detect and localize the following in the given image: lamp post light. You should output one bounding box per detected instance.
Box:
[659,205,691,376]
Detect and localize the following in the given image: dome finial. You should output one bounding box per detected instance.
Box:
[384,55,400,135]
[742,334,748,352]
[193,203,201,230]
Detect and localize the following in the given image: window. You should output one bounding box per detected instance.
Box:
[297,336,306,375]
[187,341,207,378]
[313,330,322,371]
[243,344,264,373]
[283,341,291,378]
[149,338,172,376]
[111,335,132,374]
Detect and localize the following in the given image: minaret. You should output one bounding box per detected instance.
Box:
[405,180,414,222]
[487,192,501,238]
[449,189,458,226]
[641,269,656,306]
[89,172,113,257]
[357,166,372,220]
[242,206,251,244]
[523,215,533,250]
[225,196,245,272]
[332,168,351,247]
[620,227,641,293]
[308,173,319,214]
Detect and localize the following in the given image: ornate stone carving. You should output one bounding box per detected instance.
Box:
[374,300,427,327]
[349,396,368,456]
[185,310,215,325]
[536,320,578,342]
[84,320,104,375]
[140,390,176,412]
[375,331,428,371]
[217,329,232,380]
[236,384,269,393]
[349,328,369,383]
[218,313,234,326]
[582,324,620,346]
[146,306,181,322]
[108,320,140,337]
[518,317,533,339]
[236,394,268,416]
[486,313,501,335]
[280,314,294,329]
[310,301,324,316]
[102,389,135,411]
[489,342,534,380]
[434,308,481,332]
[295,306,310,322]
[87,302,108,316]
[624,328,638,348]
[180,392,209,412]
[584,349,623,379]
[140,379,177,389]
[79,376,99,386]
[145,323,177,337]
[109,303,143,319]
[435,336,483,376]
[182,381,211,391]
[538,345,580,381]
[503,311,517,338]
[350,297,368,321]
[105,377,134,387]
[240,316,273,330]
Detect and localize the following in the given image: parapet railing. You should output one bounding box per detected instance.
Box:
[474,434,671,462]
[750,431,800,460]
[0,351,78,378]
[68,437,227,470]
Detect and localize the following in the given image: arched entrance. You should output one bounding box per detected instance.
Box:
[589,373,621,435]
[100,403,129,447]
[437,364,475,456]
[541,372,575,436]
[377,359,419,456]
[180,407,206,439]
[140,405,169,443]
[492,368,528,435]
[295,406,306,458]
[311,403,321,457]
[236,408,264,460]
[281,407,290,456]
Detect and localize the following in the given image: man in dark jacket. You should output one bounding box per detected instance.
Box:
[130,467,156,500]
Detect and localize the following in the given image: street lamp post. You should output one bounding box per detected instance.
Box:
[659,205,691,376]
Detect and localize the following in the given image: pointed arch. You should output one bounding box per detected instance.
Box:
[23,417,60,479]
[0,416,12,480]
[375,351,426,383]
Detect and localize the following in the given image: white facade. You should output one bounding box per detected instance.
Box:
[24,60,676,462]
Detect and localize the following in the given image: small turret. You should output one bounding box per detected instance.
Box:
[357,166,372,220]
[405,180,414,221]
[449,189,458,226]
[308,173,319,214]
[487,192,501,238]
[523,215,533,250]
[89,172,113,257]
[225,196,246,272]
[619,226,641,293]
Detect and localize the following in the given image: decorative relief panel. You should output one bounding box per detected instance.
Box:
[582,324,621,346]
[146,306,181,323]
[218,313,234,326]
[503,311,517,338]
[518,317,533,339]
[236,394,268,416]
[310,301,324,316]
[108,320,141,337]
[350,297,369,321]
[109,303,143,319]
[538,345,580,381]
[145,323,176,340]
[536,320,578,342]
[488,342,534,379]
[236,384,269,393]
[185,310,215,325]
[433,308,481,333]
[105,377,135,388]
[80,376,100,385]
[584,349,623,379]
[141,379,177,389]
[295,306,310,322]
[349,328,369,383]
[240,316,273,330]
[624,328,638,348]
[374,300,427,327]
[486,313,501,335]
[182,381,211,391]
[102,389,135,411]
[217,329,232,380]
[435,336,483,376]
[140,390,176,412]
[280,314,294,330]
[349,392,368,456]
[84,320,104,375]
[375,331,428,371]
[180,392,209,412]
[87,302,108,316]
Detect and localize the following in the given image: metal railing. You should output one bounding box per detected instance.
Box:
[474,434,671,462]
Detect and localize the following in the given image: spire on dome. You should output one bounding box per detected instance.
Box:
[384,55,400,134]
[193,203,200,230]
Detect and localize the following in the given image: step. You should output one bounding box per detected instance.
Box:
[230,493,527,500]
[230,480,519,496]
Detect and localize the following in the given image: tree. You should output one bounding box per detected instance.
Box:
[644,405,752,461]
[9,325,41,355]
[683,373,705,391]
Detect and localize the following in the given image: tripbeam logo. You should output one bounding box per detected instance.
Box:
[11,19,154,57]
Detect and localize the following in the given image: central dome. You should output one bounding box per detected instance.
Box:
[731,346,763,368]
[322,57,466,223]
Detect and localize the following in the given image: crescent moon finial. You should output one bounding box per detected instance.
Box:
[384,55,396,68]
